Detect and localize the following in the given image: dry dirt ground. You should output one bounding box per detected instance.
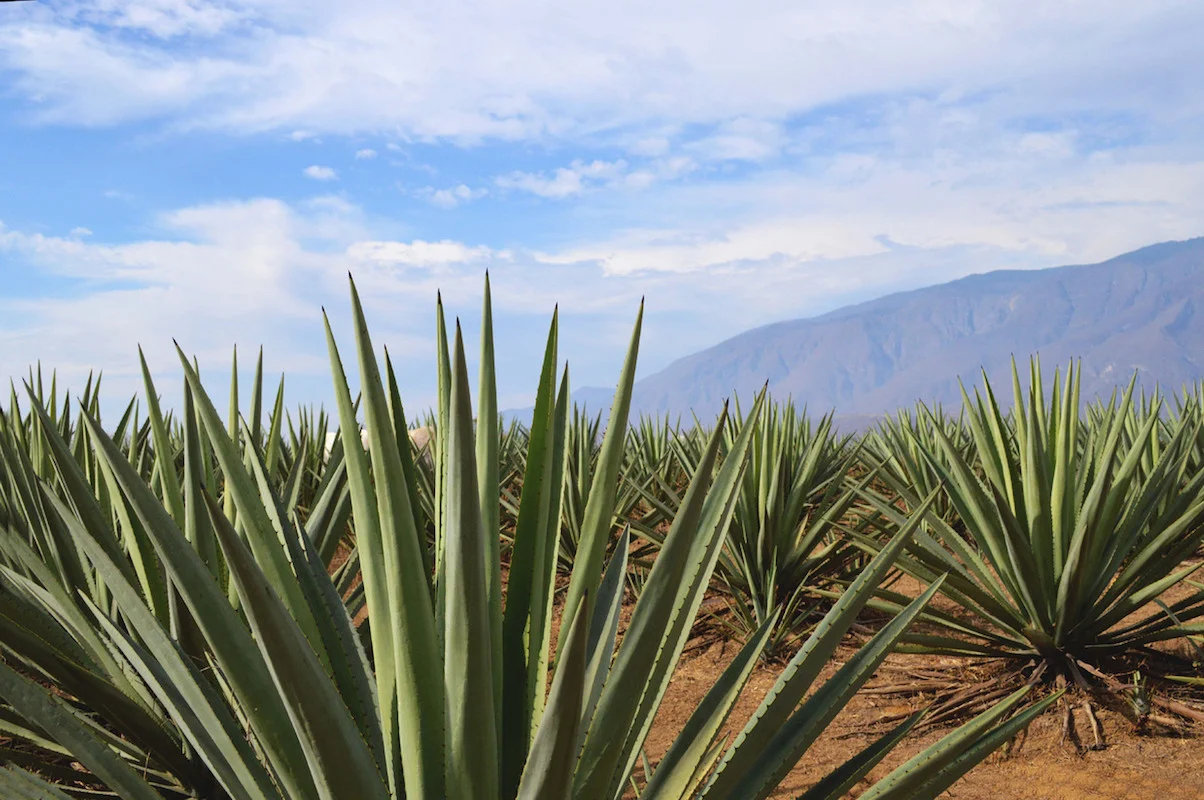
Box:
[646,636,1204,799]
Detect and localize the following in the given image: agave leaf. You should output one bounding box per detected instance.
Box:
[346,277,445,798]
[0,764,73,800]
[606,395,768,799]
[176,348,324,650]
[14,396,144,671]
[711,578,945,800]
[305,457,353,567]
[0,539,130,689]
[703,490,941,798]
[576,393,761,799]
[0,660,162,800]
[206,491,391,800]
[477,273,504,747]
[642,610,778,800]
[241,421,381,760]
[579,525,631,754]
[264,373,287,476]
[0,566,190,786]
[249,347,265,451]
[900,694,1061,799]
[224,345,239,531]
[237,419,331,672]
[138,349,185,527]
[434,291,452,573]
[324,308,402,793]
[560,301,643,655]
[181,382,221,579]
[77,410,319,800]
[383,350,431,572]
[515,592,591,800]
[282,503,385,773]
[443,322,500,800]
[795,712,925,800]
[4,399,94,601]
[861,688,1062,800]
[501,311,562,797]
[92,442,170,625]
[69,537,280,800]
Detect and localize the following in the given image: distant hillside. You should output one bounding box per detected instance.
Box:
[527,237,1204,428]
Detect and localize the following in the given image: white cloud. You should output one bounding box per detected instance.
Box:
[496,159,628,198]
[622,157,697,189]
[346,239,498,268]
[62,0,246,39]
[4,1,1200,147]
[355,147,377,159]
[687,118,785,162]
[496,169,582,199]
[539,153,1204,279]
[419,184,487,208]
[303,164,338,180]
[1016,131,1078,159]
[0,199,329,401]
[628,136,672,157]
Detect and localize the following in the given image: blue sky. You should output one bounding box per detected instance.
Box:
[1,1,1203,415]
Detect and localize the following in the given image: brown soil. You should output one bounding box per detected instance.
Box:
[646,637,1204,799]
[631,558,1204,800]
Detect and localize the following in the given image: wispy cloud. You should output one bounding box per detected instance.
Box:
[495,159,629,198]
[354,148,377,159]
[6,1,1200,144]
[417,184,488,208]
[346,239,499,268]
[303,164,338,180]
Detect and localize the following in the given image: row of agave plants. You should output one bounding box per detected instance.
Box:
[0,275,1201,798]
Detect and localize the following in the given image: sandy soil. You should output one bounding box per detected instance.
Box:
[643,634,1204,799]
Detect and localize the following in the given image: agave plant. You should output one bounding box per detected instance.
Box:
[859,359,1204,719]
[0,278,1055,800]
[662,399,865,658]
[867,403,973,530]
[624,413,689,516]
[555,407,663,585]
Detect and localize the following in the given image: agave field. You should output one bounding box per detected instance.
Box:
[3,276,1204,799]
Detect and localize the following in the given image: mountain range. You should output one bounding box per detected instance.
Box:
[516,237,1204,429]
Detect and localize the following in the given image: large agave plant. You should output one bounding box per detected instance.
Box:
[0,279,1055,800]
[860,360,1204,706]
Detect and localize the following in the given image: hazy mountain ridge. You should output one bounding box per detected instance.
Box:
[510,237,1204,427]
